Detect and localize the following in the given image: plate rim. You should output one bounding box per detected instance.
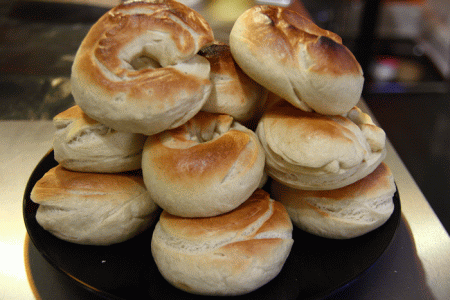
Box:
[23,150,402,300]
[22,149,123,299]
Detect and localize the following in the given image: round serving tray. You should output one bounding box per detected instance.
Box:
[23,150,401,300]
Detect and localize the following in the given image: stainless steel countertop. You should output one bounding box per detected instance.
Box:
[1,100,449,299]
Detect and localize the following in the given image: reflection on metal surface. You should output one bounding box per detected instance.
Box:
[256,0,291,6]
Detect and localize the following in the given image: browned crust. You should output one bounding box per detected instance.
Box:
[147,112,258,181]
[263,101,358,146]
[159,190,271,238]
[158,189,291,241]
[199,42,262,106]
[199,42,237,83]
[156,133,249,178]
[307,36,362,75]
[53,105,97,125]
[73,0,214,105]
[219,238,286,261]
[30,165,144,204]
[238,5,361,76]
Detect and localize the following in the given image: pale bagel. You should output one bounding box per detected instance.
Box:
[151,189,294,295]
[71,0,214,135]
[141,111,265,217]
[256,101,386,190]
[52,105,146,173]
[271,163,396,239]
[30,165,160,245]
[230,5,364,115]
[198,41,268,126]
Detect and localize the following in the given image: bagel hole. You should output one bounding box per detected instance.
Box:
[129,53,161,71]
[187,126,207,143]
[188,121,225,144]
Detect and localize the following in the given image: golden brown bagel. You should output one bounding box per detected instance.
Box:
[198,41,268,126]
[30,165,160,245]
[52,105,146,173]
[71,0,215,135]
[151,189,294,295]
[271,163,396,239]
[230,5,364,115]
[256,101,386,190]
[141,111,265,217]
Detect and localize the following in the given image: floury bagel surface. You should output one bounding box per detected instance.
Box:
[30,165,160,245]
[271,163,396,239]
[52,105,146,173]
[151,189,294,296]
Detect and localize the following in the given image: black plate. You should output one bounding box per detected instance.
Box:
[23,150,401,300]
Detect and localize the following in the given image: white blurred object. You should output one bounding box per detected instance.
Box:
[256,0,291,7]
[371,58,399,82]
[419,2,450,79]
[377,2,424,39]
[177,0,204,10]
[36,0,121,7]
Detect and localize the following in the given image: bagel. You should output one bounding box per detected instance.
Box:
[71,0,215,135]
[30,165,160,245]
[151,189,294,295]
[198,41,268,126]
[141,111,265,218]
[270,163,396,239]
[229,5,364,115]
[52,105,146,173]
[256,101,386,190]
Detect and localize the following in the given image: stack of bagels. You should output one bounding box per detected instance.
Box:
[30,0,397,296]
[230,4,396,240]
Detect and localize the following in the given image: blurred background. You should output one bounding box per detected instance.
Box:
[1,0,449,232]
